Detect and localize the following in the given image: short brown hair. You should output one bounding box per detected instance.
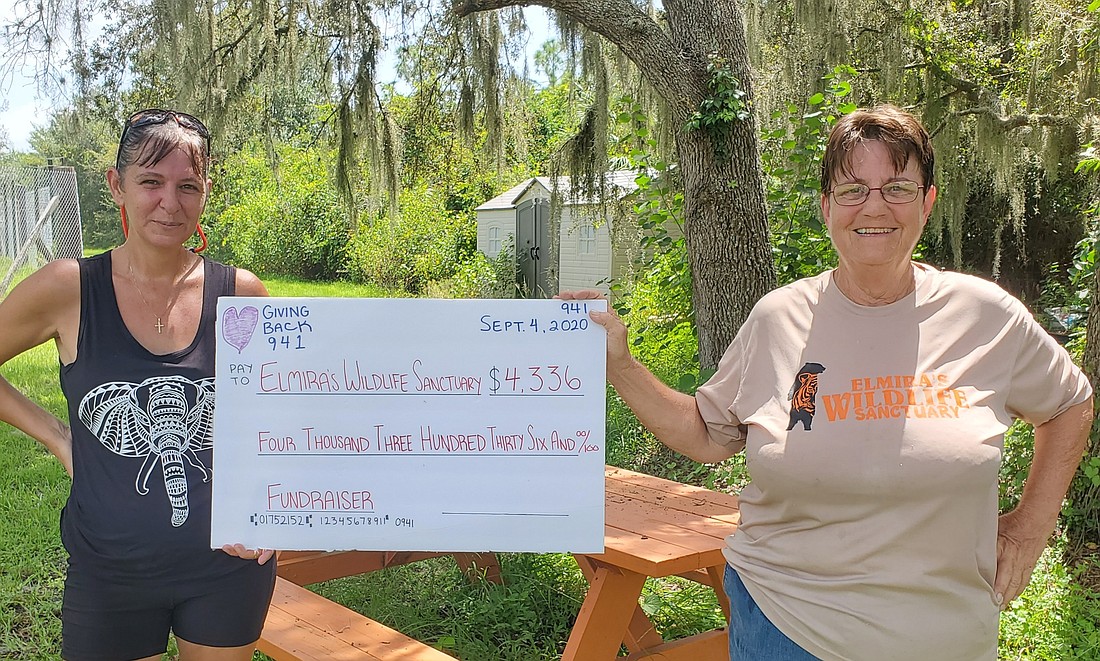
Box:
[116,112,210,180]
[820,104,934,193]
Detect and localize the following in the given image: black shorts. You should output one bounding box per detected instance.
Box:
[61,558,276,661]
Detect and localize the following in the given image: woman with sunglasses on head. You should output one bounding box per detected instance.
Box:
[561,104,1092,659]
[0,108,275,660]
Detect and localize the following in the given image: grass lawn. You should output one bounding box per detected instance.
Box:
[0,277,1098,659]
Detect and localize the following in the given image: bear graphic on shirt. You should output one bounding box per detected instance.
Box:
[787,362,826,431]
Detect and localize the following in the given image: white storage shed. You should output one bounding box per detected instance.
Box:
[475,171,641,298]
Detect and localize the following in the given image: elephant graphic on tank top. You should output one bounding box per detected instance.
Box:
[78,375,216,527]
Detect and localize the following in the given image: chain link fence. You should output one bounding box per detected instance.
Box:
[0,165,83,297]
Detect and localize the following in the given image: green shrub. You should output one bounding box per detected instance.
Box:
[999,541,1100,660]
[427,243,519,299]
[207,144,350,280]
[346,185,475,294]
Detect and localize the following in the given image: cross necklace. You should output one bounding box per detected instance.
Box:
[127,257,187,334]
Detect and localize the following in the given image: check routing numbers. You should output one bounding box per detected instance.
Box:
[212,298,607,551]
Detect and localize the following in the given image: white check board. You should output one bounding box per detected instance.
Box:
[211,298,607,553]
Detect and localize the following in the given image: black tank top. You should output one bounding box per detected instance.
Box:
[59,250,244,583]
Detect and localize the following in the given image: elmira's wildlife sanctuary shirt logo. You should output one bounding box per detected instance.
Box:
[787,365,972,431]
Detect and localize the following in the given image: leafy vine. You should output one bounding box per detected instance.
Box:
[684,55,751,163]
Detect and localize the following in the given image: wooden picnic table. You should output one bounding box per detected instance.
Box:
[274,465,740,660]
[565,466,739,660]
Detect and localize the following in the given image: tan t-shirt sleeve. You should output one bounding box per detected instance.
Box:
[1004,297,1093,425]
[696,331,748,452]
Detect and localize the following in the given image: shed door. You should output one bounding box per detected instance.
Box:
[516,198,551,298]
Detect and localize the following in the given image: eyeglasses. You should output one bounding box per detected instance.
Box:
[117,108,211,169]
[829,180,925,206]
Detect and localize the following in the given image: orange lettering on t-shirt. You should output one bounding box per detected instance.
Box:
[821,393,851,421]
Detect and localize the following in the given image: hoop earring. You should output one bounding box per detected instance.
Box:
[194,224,208,253]
[120,207,129,237]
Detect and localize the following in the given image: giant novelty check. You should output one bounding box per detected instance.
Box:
[210,298,606,553]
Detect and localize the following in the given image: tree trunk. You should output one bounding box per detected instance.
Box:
[454,0,777,369]
[668,0,775,370]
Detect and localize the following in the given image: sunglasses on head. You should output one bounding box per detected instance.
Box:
[116,108,212,170]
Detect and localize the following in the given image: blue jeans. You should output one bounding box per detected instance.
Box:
[725,564,820,660]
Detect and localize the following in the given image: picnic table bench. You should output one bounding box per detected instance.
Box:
[259,577,456,660]
[258,466,740,660]
[258,552,499,660]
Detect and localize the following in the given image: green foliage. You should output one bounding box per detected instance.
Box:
[903,9,999,92]
[1081,456,1100,489]
[617,254,694,367]
[1078,145,1100,177]
[1062,144,1100,553]
[388,51,576,191]
[262,277,397,298]
[524,82,584,171]
[1000,421,1035,513]
[762,67,856,285]
[640,576,727,640]
[610,97,691,344]
[602,236,748,489]
[999,541,1100,660]
[533,40,565,87]
[684,55,752,163]
[0,345,76,658]
[427,238,518,299]
[346,185,475,294]
[1000,414,1100,531]
[207,144,351,280]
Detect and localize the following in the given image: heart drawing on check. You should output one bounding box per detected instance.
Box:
[222,306,260,353]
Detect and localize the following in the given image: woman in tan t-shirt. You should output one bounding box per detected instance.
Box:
[561,104,1092,660]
